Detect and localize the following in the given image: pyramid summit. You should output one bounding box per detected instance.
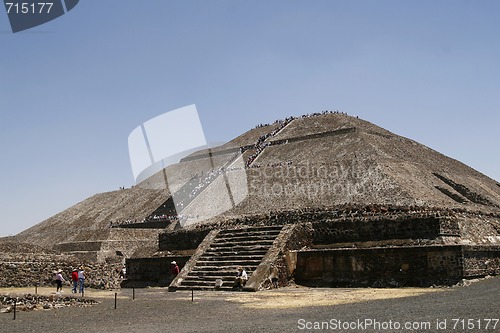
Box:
[7,111,500,289]
[136,110,500,219]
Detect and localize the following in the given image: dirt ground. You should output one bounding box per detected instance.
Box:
[0,286,124,299]
[0,277,499,333]
[0,284,440,310]
[187,285,440,309]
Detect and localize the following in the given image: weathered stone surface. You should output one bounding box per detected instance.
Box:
[2,112,499,290]
[159,229,210,251]
[123,256,191,288]
[0,294,98,313]
[245,223,313,291]
[294,246,458,287]
[0,253,124,289]
[156,206,500,289]
[294,245,500,287]
[13,187,168,250]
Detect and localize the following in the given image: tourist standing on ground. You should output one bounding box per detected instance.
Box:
[170,261,180,276]
[71,268,78,293]
[78,267,85,293]
[55,269,66,292]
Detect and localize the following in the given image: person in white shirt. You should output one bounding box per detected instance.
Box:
[54,269,65,292]
[233,266,248,290]
[78,267,85,293]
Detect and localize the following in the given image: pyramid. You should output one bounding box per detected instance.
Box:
[13,187,168,257]
[9,112,500,287]
[146,112,500,288]
[138,112,500,221]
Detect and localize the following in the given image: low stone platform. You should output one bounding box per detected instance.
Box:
[135,207,500,290]
[294,245,500,287]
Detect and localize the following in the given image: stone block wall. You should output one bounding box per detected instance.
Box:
[0,254,125,289]
[439,217,461,236]
[294,246,464,287]
[159,229,210,251]
[114,220,170,229]
[53,230,160,263]
[311,217,452,244]
[180,206,480,237]
[54,241,102,252]
[123,256,191,287]
[462,246,500,277]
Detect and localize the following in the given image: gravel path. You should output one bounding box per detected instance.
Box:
[0,277,499,333]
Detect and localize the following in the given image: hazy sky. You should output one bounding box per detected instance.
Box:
[1,1,499,237]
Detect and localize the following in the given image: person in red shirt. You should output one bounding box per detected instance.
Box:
[170,261,180,276]
[71,268,78,293]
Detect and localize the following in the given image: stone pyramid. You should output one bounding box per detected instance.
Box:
[140,112,499,224]
[10,112,500,264]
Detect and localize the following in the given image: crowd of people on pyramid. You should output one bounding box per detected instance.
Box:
[109,211,178,228]
[244,117,294,167]
[253,110,349,129]
[173,166,228,212]
[112,110,355,228]
[250,160,293,169]
[245,110,351,168]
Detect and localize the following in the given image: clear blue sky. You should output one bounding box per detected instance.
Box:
[1,0,499,237]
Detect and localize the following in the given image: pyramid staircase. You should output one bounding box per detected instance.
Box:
[172,225,283,291]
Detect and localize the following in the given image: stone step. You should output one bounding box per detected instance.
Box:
[218,226,283,234]
[188,270,253,277]
[213,234,279,242]
[209,240,275,248]
[170,225,283,292]
[204,248,269,255]
[195,260,261,266]
[215,230,282,238]
[174,285,234,291]
[184,275,241,282]
[197,254,265,261]
[207,248,271,254]
[191,266,258,272]
[187,273,251,280]
[207,245,272,253]
[180,280,240,287]
[203,246,269,256]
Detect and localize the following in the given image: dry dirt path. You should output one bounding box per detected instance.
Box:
[0,277,499,333]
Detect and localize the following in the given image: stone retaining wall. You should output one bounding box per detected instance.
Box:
[462,246,500,277]
[294,246,465,287]
[180,206,498,236]
[123,256,191,288]
[311,217,448,244]
[113,220,170,229]
[0,254,124,289]
[159,229,210,251]
[54,242,103,252]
